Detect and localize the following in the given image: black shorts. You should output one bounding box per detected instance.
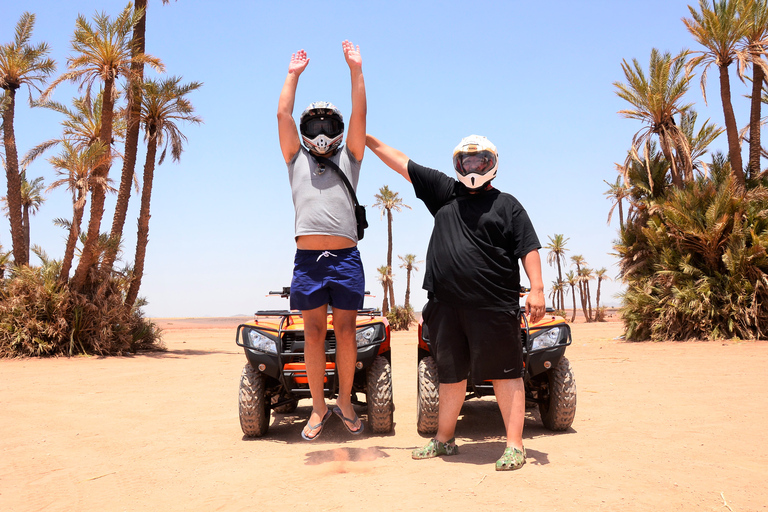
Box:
[422,300,523,383]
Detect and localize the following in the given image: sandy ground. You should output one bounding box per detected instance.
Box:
[1,317,767,512]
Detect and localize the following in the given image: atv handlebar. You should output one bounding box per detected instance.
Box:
[267,287,371,298]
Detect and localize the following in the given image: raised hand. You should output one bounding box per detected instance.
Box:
[342,40,362,70]
[288,49,309,75]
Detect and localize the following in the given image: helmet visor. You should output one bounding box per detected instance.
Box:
[453,151,497,176]
[301,116,344,139]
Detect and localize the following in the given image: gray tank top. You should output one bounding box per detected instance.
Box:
[287,145,362,242]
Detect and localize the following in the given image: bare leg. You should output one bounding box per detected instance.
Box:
[301,305,330,438]
[331,307,361,430]
[492,377,525,449]
[435,380,466,442]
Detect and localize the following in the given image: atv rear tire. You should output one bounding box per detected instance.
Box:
[239,363,270,437]
[416,356,439,436]
[272,396,298,414]
[366,355,394,433]
[539,356,576,431]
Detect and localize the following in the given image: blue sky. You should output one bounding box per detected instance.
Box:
[1,0,751,318]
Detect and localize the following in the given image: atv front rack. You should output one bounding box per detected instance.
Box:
[252,308,382,320]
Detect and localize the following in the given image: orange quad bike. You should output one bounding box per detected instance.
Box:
[416,290,576,434]
[235,287,393,437]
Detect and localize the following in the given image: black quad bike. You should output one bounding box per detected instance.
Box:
[416,302,577,434]
[235,287,394,437]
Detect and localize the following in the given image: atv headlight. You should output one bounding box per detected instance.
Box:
[356,325,383,348]
[530,327,562,351]
[246,328,278,355]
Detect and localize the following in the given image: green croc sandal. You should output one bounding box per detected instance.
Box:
[495,446,526,471]
[411,438,458,460]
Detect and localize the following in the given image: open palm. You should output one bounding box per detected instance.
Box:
[288,50,309,75]
[342,40,362,69]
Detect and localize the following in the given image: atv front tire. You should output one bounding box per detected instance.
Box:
[239,363,270,437]
[366,355,394,433]
[539,356,576,431]
[416,356,439,436]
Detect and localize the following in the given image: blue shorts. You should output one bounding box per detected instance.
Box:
[290,247,365,311]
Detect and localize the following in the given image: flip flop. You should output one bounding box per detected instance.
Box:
[301,408,332,441]
[333,406,364,435]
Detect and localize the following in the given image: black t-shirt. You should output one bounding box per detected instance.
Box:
[408,160,541,312]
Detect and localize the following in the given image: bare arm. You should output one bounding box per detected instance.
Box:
[277,49,309,163]
[365,134,411,182]
[343,40,366,162]
[521,249,545,323]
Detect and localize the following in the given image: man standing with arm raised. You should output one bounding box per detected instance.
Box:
[366,133,545,470]
[277,41,366,440]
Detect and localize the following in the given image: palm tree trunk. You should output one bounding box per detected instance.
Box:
[59,193,86,285]
[570,284,577,323]
[719,64,745,188]
[618,200,624,232]
[381,284,389,315]
[596,279,602,321]
[659,136,683,189]
[103,0,147,272]
[748,62,764,179]
[2,89,28,266]
[125,132,157,307]
[586,282,593,321]
[71,77,116,291]
[404,269,411,309]
[22,205,30,262]
[579,282,589,322]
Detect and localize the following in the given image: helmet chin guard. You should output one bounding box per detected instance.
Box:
[452,135,498,190]
[301,133,343,155]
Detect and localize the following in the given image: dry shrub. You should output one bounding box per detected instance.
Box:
[0,264,163,357]
[386,304,415,331]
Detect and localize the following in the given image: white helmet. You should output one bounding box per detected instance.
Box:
[452,135,498,190]
[299,101,344,155]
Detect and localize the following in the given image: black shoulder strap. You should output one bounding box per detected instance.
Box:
[313,155,361,207]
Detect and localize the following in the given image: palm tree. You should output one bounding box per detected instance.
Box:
[47,140,111,284]
[376,265,391,315]
[737,0,768,178]
[544,234,569,310]
[1,172,45,265]
[549,280,565,312]
[624,141,672,209]
[594,267,611,321]
[571,255,590,322]
[398,253,421,309]
[683,0,749,188]
[105,0,176,273]
[565,271,578,323]
[580,266,595,322]
[124,77,202,308]
[0,12,55,266]
[23,93,125,167]
[19,172,45,263]
[44,5,163,291]
[604,175,629,232]
[678,110,725,177]
[373,185,411,310]
[614,48,694,188]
